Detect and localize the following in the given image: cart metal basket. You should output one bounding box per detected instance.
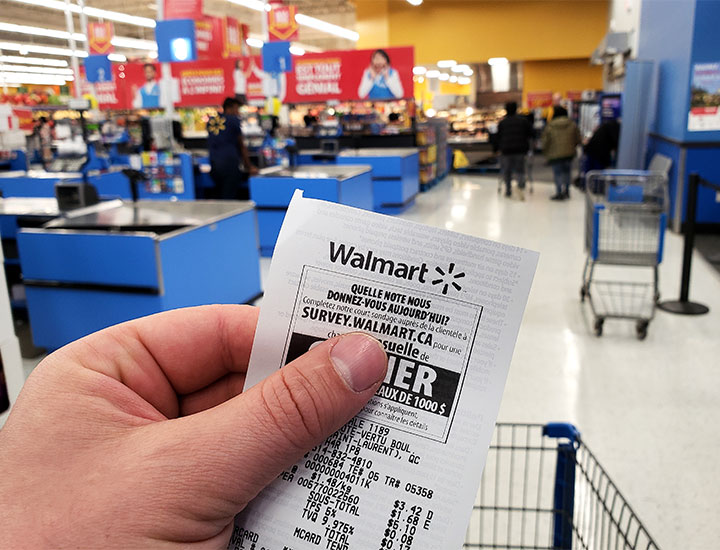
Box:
[464,423,660,550]
[580,170,668,339]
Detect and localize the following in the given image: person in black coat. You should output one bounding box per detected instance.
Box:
[496,101,533,199]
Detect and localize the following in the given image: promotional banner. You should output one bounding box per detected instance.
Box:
[223,17,244,58]
[87,22,114,55]
[80,65,124,109]
[195,16,223,60]
[688,62,720,131]
[267,4,299,42]
[284,46,414,103]
[526,91,553,109]
[11,107,34,132]
[164,0,202,19]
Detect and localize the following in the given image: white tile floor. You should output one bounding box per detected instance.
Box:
[21,174,720,549]
[396,174,720,550]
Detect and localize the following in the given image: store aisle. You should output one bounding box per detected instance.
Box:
[401,174,720,550]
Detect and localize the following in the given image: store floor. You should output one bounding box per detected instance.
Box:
[22,174,719,550]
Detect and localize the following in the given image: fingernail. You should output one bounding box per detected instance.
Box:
[331,333,387,392]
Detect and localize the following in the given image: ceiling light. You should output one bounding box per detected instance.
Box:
[227,0,271,11]
[438,73,450,81]
[8,0,156,28]
[0,22,84,41]
[426,108,436,117]
[289,46,305,56]
[458,77,471,85]
[0,64,73,75]
[108,53,127,62]
[0,41,88,58]
[0,55,68,67]
[0,71,71,85]
[246,37,263,49]
[449,75,458,83]
[426,70,440,78]
[407,0,423,5]
[465,106,474,116]
[463,69,473,76]
[417,76,424,83]
[111,37,157,51]
[452,64,470,73]
[488,57,509,66]
[413,66,426,75]
[294,13,359,41]
[146,51,158,59]
[437,60,456,68]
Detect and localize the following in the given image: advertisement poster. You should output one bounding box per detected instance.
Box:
[87,22,114,55]
[79,65,124,109]
[526,91,553,109]
[223,17,244,58]
[10,107,34,132]
[267,4,299,42]
[195,16,223,60]
[688,62,720,131]
[284,46,414,103]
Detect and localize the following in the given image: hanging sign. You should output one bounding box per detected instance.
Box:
[526,91,553,109]
[85,55,112,83]
[268,4,299,42]
[164,0,202,19]
[87,22,114,55]
[223,16,244,58]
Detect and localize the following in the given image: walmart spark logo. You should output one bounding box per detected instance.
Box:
[432,263,465,295]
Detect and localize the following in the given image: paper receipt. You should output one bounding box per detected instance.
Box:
[229,191,538,550]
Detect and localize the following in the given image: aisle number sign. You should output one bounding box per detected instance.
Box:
[88,22,114,55]
[268,4,299,42]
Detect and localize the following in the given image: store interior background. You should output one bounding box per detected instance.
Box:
[0,1,719,549]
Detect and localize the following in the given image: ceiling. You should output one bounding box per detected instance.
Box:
[0,0,358,62]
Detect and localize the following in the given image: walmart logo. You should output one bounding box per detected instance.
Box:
[432,263,465,295]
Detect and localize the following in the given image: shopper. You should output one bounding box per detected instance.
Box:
[35,116,53,169]
[496,101,533,199]
[0,305,387,548]
[541,106,581,200]
[207,97,257,200]
[584,118,620,172]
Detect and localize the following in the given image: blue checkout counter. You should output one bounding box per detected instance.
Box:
[0,153,196,201]
[16,200,261,351]
[250,165,373,257]
[336,148,419,214]
[296,148,420,214]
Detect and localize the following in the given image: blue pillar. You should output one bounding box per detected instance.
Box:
[638,0,720,231]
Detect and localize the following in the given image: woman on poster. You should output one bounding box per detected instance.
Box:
[357,49,404,100]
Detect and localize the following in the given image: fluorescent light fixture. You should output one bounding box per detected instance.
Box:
[426,70,440,78]
[407,0,423,5]
[426,108,436,117]
[488,57,509,66]
[465,106,474,116]
[413,66,426,75]
[0,41,87,58]
[289,46,305,56]
[437,60,456,68]
[295,13,359,41]
[108,53,128,62]
[458,77,471,85]
[0,71,71,85]
[449,75,458,83]
[0,64,73,75]
[438,73,450,81]
[0,55,67,67]
[8,0,156,28]
[111,37,157,51]
[246,37,263,49]
[452,64,470,73]
[246,35,321,54]
[0,21,84,41]
[147,51,158,59]
[227,0,271,11]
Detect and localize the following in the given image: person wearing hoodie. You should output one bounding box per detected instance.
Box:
[541,105,581,200]
[496,101,533,200]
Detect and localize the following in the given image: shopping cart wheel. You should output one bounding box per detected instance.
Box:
[636,320,649,340]
[594,318,604,337]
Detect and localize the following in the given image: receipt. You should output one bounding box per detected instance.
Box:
[229,191,538,550]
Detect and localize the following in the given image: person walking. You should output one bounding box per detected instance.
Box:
[542,106,581,200]
[497,101,533,200]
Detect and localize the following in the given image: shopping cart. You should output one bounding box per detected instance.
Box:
[580,170,668,339]
[464,423,660,550]
[497,152,535,195]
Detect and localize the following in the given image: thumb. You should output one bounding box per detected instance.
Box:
[177,332,387,509]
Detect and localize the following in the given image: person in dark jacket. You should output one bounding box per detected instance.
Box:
[542,106,581,200]
[584,118,620,171]
[497,101,533,199]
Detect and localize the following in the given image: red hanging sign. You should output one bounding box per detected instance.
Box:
[268,4,299,42]
[223,17,244,58]
[163,0,202,19]
[195,16,223,60]
[87,22,114,55]
[526,91,554,109]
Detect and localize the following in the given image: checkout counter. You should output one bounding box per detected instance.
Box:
[335,148,419,214]
[250,165,373,256]
[17,200,261,351]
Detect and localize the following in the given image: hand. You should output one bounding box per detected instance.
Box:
[0,305,387,549]
[248,165,259,176]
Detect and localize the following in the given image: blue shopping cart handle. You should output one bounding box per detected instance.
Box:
[543,422,581,444]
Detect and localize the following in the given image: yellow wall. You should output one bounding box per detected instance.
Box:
[523,59,603,102]
[357,0,608,65]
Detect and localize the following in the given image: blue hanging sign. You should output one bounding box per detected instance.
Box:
[262,41,293,74]
[155,19,197,63]
[85,55,112,83]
